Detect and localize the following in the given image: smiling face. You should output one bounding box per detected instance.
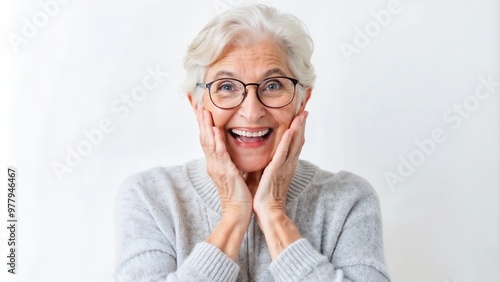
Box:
[190,41,310,173]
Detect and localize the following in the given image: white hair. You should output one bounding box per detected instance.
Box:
[183,5,315,106]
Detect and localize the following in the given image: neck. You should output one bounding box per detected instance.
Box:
[243,170,263,196]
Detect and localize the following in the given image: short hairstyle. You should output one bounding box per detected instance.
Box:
[183,5,315,106]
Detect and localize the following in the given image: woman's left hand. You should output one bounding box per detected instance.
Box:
[253,110,308,215]
[253,111,308,259]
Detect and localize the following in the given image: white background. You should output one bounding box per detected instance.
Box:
[1,0,499,281]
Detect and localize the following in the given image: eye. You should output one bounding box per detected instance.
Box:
[214,80,240,92]
[263,80,282,91]
[220,83,234,91]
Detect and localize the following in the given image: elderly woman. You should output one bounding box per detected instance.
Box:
[115,5,389,282]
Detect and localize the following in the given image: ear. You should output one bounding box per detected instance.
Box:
[298,87,312,112]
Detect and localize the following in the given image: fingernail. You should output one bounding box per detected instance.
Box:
[299,114,307,123]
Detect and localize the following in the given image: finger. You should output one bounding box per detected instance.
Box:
[204,110,216,149]
[213,126,241,174]
[288,111,308,151]
[289,110,308,133]
[211,123,246,188]
[195,104,203,125]
[285,111,307,146]
[212,126,228,156]
[199,109,216,154]
[269,129,293,168]
[279,111,308,167]
[194,106,205,142]
[268,111,308,167]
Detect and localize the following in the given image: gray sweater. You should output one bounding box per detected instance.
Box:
[114,158,390,281]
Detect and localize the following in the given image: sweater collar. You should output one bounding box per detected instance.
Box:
[186,158,317,215]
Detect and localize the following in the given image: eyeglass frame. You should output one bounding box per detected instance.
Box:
[196,76,301,110]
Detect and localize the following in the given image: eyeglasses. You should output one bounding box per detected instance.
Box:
[196,76,299,109]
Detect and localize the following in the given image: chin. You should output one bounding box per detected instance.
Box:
[232,155,271,173]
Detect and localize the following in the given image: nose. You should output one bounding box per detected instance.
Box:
[237,85,266,122]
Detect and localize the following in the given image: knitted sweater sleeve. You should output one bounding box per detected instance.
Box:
[269,172,390,282]
[113,172,239,282]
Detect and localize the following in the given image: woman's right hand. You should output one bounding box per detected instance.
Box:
[196,106,253,218]
[195,105,252,260]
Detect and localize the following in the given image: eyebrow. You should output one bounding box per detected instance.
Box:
[263,68,287,77]
[211,68,288,81]
[212,70,236,80]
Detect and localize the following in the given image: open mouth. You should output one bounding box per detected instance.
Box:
[229,128,273,143]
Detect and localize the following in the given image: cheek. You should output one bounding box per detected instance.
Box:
[202,97,219,125]
[276,109,297,131]
[203,101,234,129]
[212,112,232,129]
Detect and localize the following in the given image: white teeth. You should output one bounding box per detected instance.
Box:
[231,129,270,137]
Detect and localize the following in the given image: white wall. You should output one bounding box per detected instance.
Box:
[1,0,498,281]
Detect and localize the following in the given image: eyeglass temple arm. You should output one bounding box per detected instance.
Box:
[196,83,209,89]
